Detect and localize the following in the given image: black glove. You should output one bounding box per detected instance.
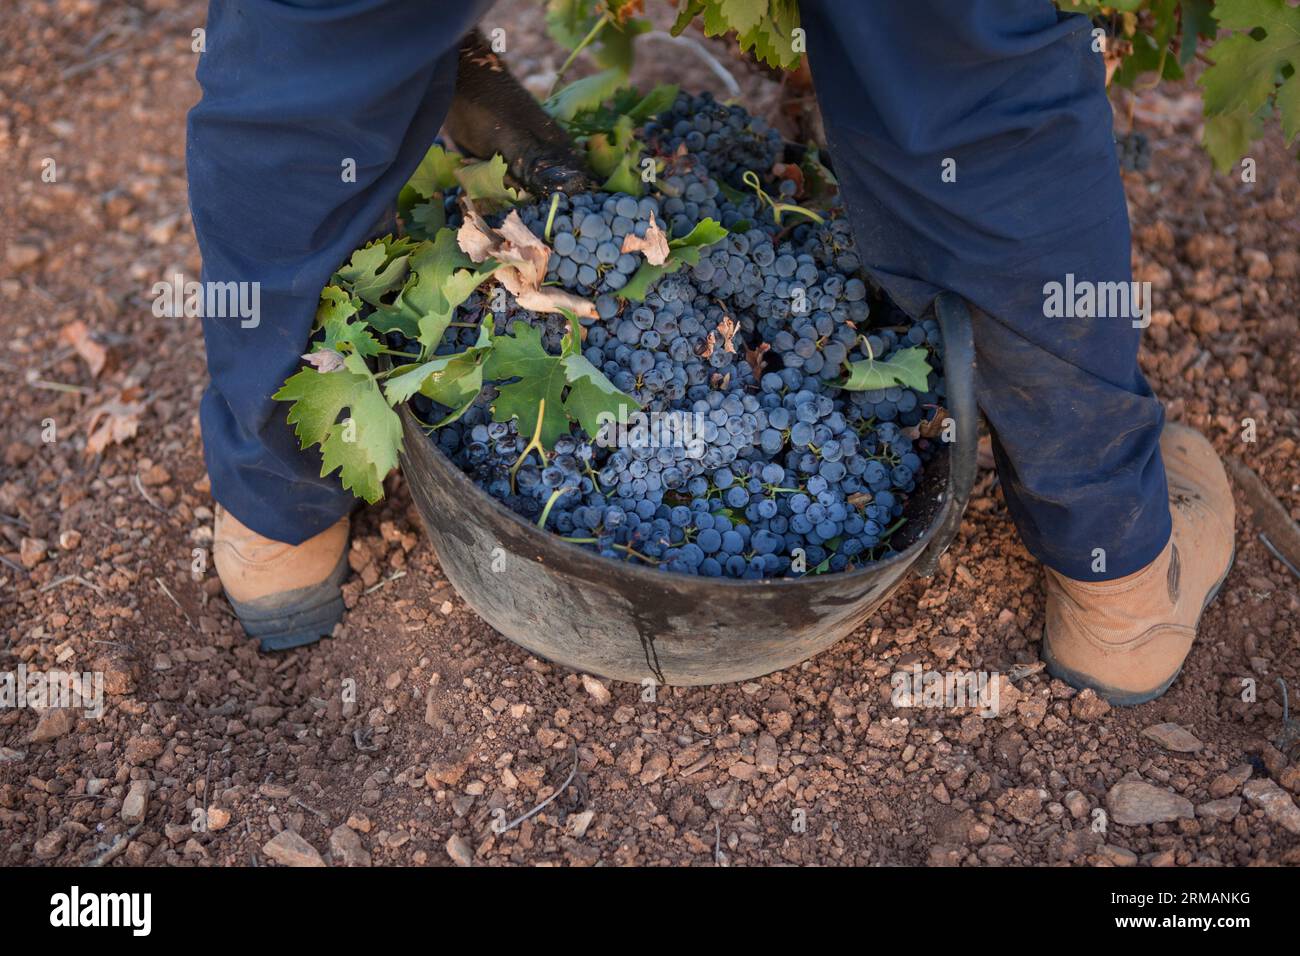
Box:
[448,30,596,196]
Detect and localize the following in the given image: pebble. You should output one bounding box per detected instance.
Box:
[124,735,164,764]
[1208,764,1252,798]
[330,825,372,867]
[206,806,231,831]
[19,537,47,569]
[581,674,611,706]
[446,834,474,866]
[567,810,595,838]
[1242,779,1300,835]
[1069,689,1110,721]
[28,708,77,743]
[1142,722,1203,753]
[121,779,149,824]
[1106,779,1194,825]
[997,787,1046,824]
[262,830,326,867]
[1195,797,1241,823]
[1097,844,1137,866]
[34,828,68,859]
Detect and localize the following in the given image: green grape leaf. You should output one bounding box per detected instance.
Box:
[493,370,570,449]
[717,0,765,36]
[593,17,651,73]
[274,352,402,503]
[406,145,461,200]
[1179,0,1217,66]
[376,230,496,349]
[1200,0,1300,145]
[316,285,360,325]
[545,0,602,50]
[562,353,638,435]
[671,0,706,35]
[384,325,492,408]
[625,84,678,123]
[840,347,933,392]
[406,199,447,242]
[317,311,382,359]
[544,67,627,122]
[1202,109,1265,172]
[454,154,521,208]
[335,241,410,306]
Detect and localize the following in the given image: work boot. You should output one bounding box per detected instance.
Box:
[1041,423,1235,705]
[213,505,349,651]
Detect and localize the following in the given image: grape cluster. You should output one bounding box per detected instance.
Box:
[643,90,784,189]
[409,99,947,579]
[1115,131,1151,173]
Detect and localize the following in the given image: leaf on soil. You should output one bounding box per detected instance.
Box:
[274,352,402,503]
[840,347,933,392]
[84,388,146,457]
[619,211,669,265]
[59,320,110,378]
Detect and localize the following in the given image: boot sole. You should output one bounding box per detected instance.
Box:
[226,552,348,652]
[1042,546,1235,707]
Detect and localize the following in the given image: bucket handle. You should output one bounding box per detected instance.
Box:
[912,292,979,577]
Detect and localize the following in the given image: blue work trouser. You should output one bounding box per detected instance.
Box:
[187,0,1170,581]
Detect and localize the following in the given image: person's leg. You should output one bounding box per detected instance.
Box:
[188,0,494,547]
[796,0,1169,580]
[798,0,1235,703]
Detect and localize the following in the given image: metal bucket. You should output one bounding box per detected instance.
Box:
[398,293,978,685]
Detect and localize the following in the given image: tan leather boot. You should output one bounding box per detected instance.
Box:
[1041,423,1235,705]
[213,505,349,651]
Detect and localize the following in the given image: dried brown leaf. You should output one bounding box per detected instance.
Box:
[301,349,346,373]
[744,341,770,379]
[619,211,670,266]
[84,388,145,458]
[59,320,110,378]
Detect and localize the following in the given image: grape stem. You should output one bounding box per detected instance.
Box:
[543,192,561,243]
[509,398,550,492]
[549,13,610,96]
[537,487,566,529]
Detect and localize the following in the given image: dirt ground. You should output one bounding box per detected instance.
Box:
[2,0,1298,868]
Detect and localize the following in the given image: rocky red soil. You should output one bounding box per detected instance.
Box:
[1,0,1297,867]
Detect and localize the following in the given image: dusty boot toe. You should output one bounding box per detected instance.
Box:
[213,506,350,651]
[1042,423,1235,705]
